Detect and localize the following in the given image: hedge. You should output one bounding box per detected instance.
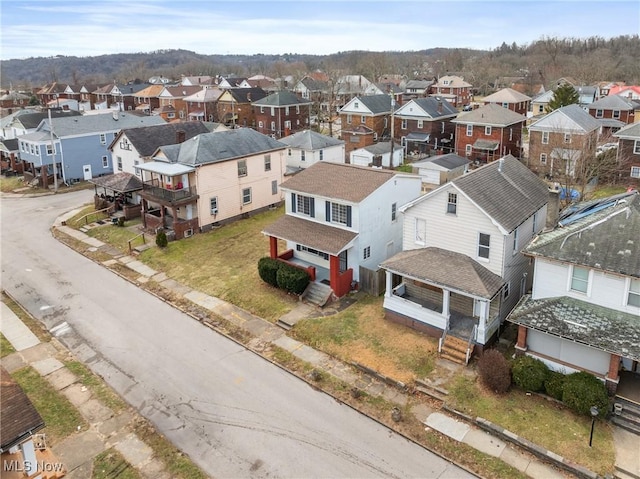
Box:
[257,257,310,295]
[258,257,280,287]
[562,371,609,417]
[512,355,550,392]
[544,371,566,400]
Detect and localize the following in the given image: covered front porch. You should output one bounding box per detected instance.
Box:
[262,214,358,298]
[89,172,143,220]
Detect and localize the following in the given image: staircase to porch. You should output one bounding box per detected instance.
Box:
[439,335,469,365]
[612,397,640,436]
[300,281,333,307]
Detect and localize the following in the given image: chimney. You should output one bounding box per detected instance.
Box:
[545,182,561,230]
[437,99,443,113]
[176,129,186,144]
[498,157,504,173]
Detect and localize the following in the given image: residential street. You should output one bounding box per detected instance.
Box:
[0,190,474,478]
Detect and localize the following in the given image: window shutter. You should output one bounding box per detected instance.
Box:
[310,197,315,218]
[291,193,296,213]
[325,201,331,222]
[346,205,352,227]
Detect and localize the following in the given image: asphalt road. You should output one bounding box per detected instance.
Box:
[0,190,475,478]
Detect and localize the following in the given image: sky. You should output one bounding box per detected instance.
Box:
[1,0,639,60]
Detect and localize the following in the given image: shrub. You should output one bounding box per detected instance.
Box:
[276,264,310,295]
[562,371,609,417]
[544,371,566,400]
[477,349,511,394]
[257,257,280,287]
[117,216,125,227]
[155,229,168,248]
[511,355,550,392]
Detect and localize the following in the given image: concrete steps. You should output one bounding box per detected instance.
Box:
[300,281,333,308]
[612,397,640,436]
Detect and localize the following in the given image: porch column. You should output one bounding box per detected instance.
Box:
[329,255,340,292]
[515,325,528,356]
[442,289,450,318]
[269,236,278,259]
[605,354,621,395]
[385,270,393,297]
[477,300,487,341]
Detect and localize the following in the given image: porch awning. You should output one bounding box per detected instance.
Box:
[405,132,430,142]
[472,140,499,151]
[188,111,205,117]
[262,215,358,256]
[507,295,640,361]
[89,172,143,193]
[380,247,504,299]
[136,161,195,176]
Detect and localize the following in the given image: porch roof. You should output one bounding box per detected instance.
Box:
[472,139,499,151]
[405,132,430,142]
[380,247,504,299]
[89,172,143,193]
[136,161,195,176]
[262,215,358,255]
[507,295,640,361]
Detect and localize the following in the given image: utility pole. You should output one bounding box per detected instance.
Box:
[47,107,58,192]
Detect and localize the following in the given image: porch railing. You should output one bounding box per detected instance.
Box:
[142,179,197,203]
[465,324,478,365]
[438,327,448,354]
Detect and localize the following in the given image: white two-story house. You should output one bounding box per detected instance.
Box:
[262,162,422,299]
[507,190,640,395]
[380,155,549,362]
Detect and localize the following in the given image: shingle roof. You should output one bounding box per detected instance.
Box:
[161,85,203,98]
[413,153,469,170]
[226,87,267,103]
[452,103,526,126]
[529,104,601,133]
[380,247,504,298]
[262,215,358,255]
[278,129,344,150]
[0,138,19,152]
[507,295,640,361]
[397,97,458,118]
[279,162,396,203]
[360,141,402,155]
[405,79,433,89]
[588,94,635,111]
[47,111,165,137]
[1,366,45,451]
[11,110,81,129]
[614,122,640,139]
[452,155,549,232]
[482,87,531,103]
[524,192,640,277]
[89,172,143,192]
[357,94,394,115]
[118,121,210,157]
[173,127,286,166]
[299,77,329,91]
[252,90,311,107]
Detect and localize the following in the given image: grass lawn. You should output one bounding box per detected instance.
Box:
[93,449,140,479]
[0,175,29,192]
[590,184,629,199]
[67,203,110,227]
[1,333,16,357]
[139,205,297,322]
[85,220,147,254]
[446,374,615,475]
[292,294,437,383]
[64,360,129,413]
[12,366,87,443]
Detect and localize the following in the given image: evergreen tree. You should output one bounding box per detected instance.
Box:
[546,83,580,112]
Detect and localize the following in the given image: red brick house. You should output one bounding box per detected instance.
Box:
[0,91,30,110]
[452,103,526,163]
[588,95,637,136]
[216,87,267,128]
[156,85,203,121]
[133,84,164,115]
[430,76,472,107]
[339,94,394,160]
[482,88,531,116]
[613,122,640,187]
[252,91,312,138]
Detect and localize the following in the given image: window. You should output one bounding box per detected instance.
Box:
[29,144,34,154]
[347,114,352,124]
[447,193,457,214]
[270,107,275,116]
[631,166,640,178]
[285,106,290,115]
[260,106,264,113]
[363,246,371,260]
[134,159,140,177]
[502,102,509,109]
[441,121,445,134]
[415,218,426,244]
[613,109,621,119]
[296,244,329,261]
[237,159,247,177]
[296,105,300,114]
[294,194,314,216]
[100,133,106,145]
[102,156,109,168]
[271,180,278,195]
[242,187,252,205]
[595,109,603,118]
[361,115,366,124]
[167,112,175,119]
[284,120,291,130]
[540,153,547,165]
[570,266,589,293]
[478,233,490,259]
[210,197,218,215]
[532,212,537,234]
[319,150,324,161]
[34,145,39,155]
[628,279,640,307]
[512,227,518,253]
[401,119,407,130]
[633,140,640,154]
[502,282,510,300]
[288,148,292,156]
[465,144,472,156]
[417,120,423,129]
[485,126,492,136]
[270,121,276,131]
[301,150,306,162]
[264,154,271,171]
[330,202,349,225]
[542,131,549,144]
[466,124,473,137]
[564,133,571,144]
[509,128,513,141]
[258,121,264,129]
[354,101,359,109]
[391,202,397,222]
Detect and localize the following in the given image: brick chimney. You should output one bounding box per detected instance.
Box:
[545,182,561,230]
[176,129,186,144]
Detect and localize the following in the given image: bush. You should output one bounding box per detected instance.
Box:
[276,264,310,295]
[512,355,550,392]
[155,229,168,248]
[257,257,280,287]
[117,216,125,227]
[477,349,511,394]
[562,371,609,417]
[544,371,566,400]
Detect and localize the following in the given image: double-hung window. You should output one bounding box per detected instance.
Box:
[628,279,640,307]
[237,159,247,177]
[478,233,490,259]
[210,197,218,214]
[570,266,589,293]
[542,131,549,144]
[447,193,457,214]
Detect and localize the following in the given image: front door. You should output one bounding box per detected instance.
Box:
[83,164,92,180]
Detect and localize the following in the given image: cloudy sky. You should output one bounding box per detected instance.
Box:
[1,0,639,60]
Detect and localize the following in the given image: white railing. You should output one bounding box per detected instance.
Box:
[465,324,478,365]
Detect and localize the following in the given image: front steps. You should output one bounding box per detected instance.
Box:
[300,281,333,308]
[440,335,471,365]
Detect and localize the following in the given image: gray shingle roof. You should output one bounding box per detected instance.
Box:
[12,110,81,129]
[401,97,458,118]
[360,141,402,155]
[482,87,531,103]
[227,88,267,103]
[118,122,210,157]
[588,94,635,111]
[507,295,640,361]
[279,162,396,203]
[380,247,504,298]
[173,128,286,166]
[614,122,640,139]
[358,94,394,115]
[47,111,165,137]
[89,172,143,192]
[252,90,311,107]
[278,129,344,149]
[529,104,601,133]
[452,155,549,232]
[452,103,526,126]
[424,153,470,170]
[524,192,640,277]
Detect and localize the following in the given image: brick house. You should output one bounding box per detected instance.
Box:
[430,76,472,107]
[587,95,637,136]
[184,87,224,122]
[339,94,394,160]
[528,104,600,178]
[613,122,640,186]
[156,86,203,121]
[482,88,531,116]
[216,87,267,128]
[252,91,312,139]
[452,103,526,163]
[133,84,165,115]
